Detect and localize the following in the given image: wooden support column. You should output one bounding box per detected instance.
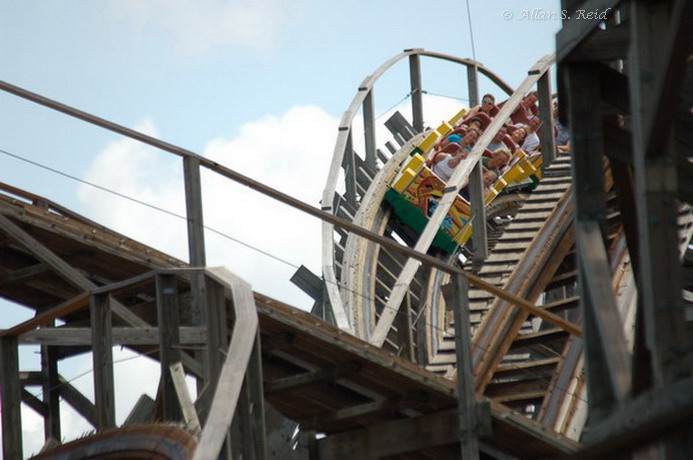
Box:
[395,292,415,362]
[466,64,479,107]
[445,274,481,459]
[469,162,488,269]
[156,273,182,422]
[363,89,377,171]
[628,0,691,387]
[537,70,557,166]
[183,156,208,393]
[567,62,620,422]
[90,293,115,430]
[466,63,487,267]
[203,274,228,389]
[408,51,424,133]
[41,323,61,442]
[1,336,22,460]
[343,131,358,206]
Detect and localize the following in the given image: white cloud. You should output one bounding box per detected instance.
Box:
[106,0,305,55]
[79,106,338,310]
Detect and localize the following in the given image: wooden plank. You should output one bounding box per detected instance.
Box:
[317,408,459,459]
[538,70,557,166]
[90,293,115,430]
[170,362,201,435]
[59,377,97,426]
[265,361,360,395]
[577,221,631,402]
[363,90,377,170]
[21,388,47,416]
[193,267,259,460]
[156,273,182,421]
[1,336,22,460]
[469,161,488,268]
[370,54,556,348]
[395,293,415,362]
[409,54,424,133]
[445,275,482,459]
[19,326,207,345]
[41,332,61,441]
[246,333,268,460]
[203,273,227,387]
[183,156,207,268]
[0,292,89,337]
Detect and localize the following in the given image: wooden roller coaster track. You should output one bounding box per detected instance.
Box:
[2,2,693,454]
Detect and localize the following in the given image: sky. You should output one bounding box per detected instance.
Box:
[0,1,563,456]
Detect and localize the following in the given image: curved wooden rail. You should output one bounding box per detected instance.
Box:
[321,49,515,332]
[369,54,556,346]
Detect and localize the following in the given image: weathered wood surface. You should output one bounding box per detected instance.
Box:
[0,185,580,458]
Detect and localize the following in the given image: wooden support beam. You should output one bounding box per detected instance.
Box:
[183,156,207,268]
[409,52,424,133]
[538,70,557,166]
[301,399,391,431]
[577,221,632,404]
[629,0,692,386]
[22,388,47,416]
[395,293,415,362]
[203,273,228,389]
[467,64,479,107]
[469,161,488,269]
[1,336,23,460]
[444,275,484,460]
[41,330,61,441]
[343,131,357,206]
[567,61,621,421]
[90,293,115,430]
[0,262,48,287]
[19,326,206,345]
[0,292,89,338]
[170,362,201,435]
[363,89,377,171]
[59,377,97,427]
[156,273,183,422]
[466,272,581,337]
[629,0,693,158]
[264,361,360,395]
[246,333,268,460]
[317,408,459,459]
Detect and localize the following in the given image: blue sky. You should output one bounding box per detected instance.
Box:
[1,1,563,454]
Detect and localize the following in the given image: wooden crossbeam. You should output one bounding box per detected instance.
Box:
[17,326,206,345]
[58,377,97,427]
[264,362,360,395]
[0,292,90,338]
